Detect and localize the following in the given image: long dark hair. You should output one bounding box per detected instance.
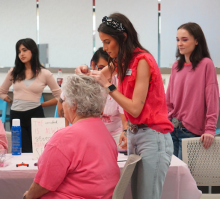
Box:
[91,47,109,65]
[98,13,150,82]
[176,22,211,71]
[11,38,44,83]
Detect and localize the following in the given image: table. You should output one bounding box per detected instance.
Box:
[0,153,202,199]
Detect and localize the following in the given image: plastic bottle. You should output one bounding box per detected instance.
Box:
[11,119,21,155]
[57,69,63,87]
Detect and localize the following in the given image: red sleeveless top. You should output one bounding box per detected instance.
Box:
[117,47,173,134]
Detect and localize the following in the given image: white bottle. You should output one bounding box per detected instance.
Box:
[57,69,63,87]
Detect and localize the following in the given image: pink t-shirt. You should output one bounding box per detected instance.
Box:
[0,120,7,150]
[102,76,124,135]
[34,117,120,199]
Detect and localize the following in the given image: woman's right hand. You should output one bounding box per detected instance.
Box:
[4,96,12,104]
[118,131,127,149]
[75,65,90,75]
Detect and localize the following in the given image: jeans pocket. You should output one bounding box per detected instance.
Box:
[164,133,173,157]
[181,128,196,137]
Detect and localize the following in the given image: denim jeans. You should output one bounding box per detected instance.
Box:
[127,127,173,199]
[171,127,199,160]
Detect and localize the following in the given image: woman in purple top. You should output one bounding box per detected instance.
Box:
[166,22,219,160]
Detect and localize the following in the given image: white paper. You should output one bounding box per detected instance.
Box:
[31,118,65,160]
[117,153,128,162]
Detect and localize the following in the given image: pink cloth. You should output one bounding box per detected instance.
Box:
[166,58,219,135]
[34,117,120,199]
[102,75,124,136]
[161,155,202,199]
[0,120,7,150]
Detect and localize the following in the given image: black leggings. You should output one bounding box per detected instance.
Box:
[10,106,45,153]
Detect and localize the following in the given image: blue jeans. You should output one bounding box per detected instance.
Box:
[171,127,199,160]
[127,127,173,199]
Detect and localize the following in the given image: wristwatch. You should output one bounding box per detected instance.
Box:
[107,84,116,92]
[59,97,64,104]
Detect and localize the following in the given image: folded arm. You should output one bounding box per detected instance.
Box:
[41,98,58,107]
[0,68,13,103]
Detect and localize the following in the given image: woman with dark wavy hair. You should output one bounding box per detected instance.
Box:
[76,13,173,199]
[166,22,219,160]
[0,38,61,152]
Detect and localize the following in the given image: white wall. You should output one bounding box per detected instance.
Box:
[95,0,158,62]
[39,0,93,68]
[161,0,220,68]
[1,1,220,69]
[0,0,37,67]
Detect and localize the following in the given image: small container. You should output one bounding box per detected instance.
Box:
[11,119,22,155]
[0,149,7,167]
[57,69,63,87]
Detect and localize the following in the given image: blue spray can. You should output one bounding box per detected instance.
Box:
[11,119,21,155]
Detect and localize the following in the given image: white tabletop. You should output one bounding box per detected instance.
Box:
[0,153,202,199]
[1,153,127,172]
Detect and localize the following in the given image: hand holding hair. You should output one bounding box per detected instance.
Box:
[75,65,90,75]
[90,70,111,88]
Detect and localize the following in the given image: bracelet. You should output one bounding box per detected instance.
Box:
[59,97,64,104]
[123,129,127,137]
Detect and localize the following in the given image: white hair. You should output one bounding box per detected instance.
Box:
[62,74,106,117]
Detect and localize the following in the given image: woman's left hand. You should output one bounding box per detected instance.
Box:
[200,133,214,149]
[23,191,28,199]
[90,70,111,88]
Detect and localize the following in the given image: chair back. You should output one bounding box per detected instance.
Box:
[40,95,44,103]
[0,99,8,123]
[182,137,220,186]
[112,154,142,199]
[54,105,59,118]
[215,128,220,136]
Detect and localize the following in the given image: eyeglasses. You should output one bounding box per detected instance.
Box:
[97,66,105,71]
[90,60,105,71]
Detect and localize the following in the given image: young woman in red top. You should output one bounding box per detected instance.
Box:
[76,13,174,199]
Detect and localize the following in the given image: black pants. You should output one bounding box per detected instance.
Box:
[10,106,45,153]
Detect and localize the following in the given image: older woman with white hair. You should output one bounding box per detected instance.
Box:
[23,74,120,199]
